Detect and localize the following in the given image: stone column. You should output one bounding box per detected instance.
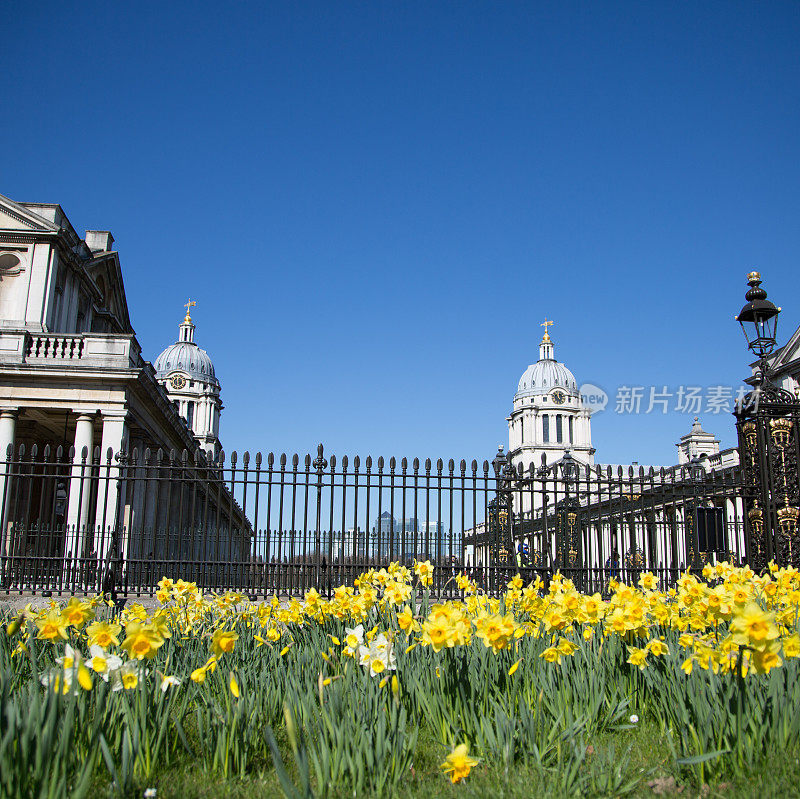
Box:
[94,412,129,558]
[583,411,593,448]
[65,414,95,556]
[0,409,18,557]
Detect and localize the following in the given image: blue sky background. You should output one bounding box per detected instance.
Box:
[3,1,799,466]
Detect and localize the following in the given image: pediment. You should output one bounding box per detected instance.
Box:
[772,322,800,369]
[0,194,59,233]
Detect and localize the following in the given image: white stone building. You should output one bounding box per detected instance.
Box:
[0,192,249,588]
[507,322,595,476]
[154,304,222,460]
[465,321,745,573]
[749,321,800,397]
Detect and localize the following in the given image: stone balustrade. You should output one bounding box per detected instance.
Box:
[0,331,141,369]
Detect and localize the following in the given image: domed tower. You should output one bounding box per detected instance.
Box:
[507,320,594,475]
[154,301,222,459]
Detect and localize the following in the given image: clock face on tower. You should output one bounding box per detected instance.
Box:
[169,374,186,390]
[551,390,566,405]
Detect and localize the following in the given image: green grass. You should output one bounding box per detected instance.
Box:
[83,723,800,799]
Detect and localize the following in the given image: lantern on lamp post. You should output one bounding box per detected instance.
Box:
[736,272,780,366]
[733,272,800,569]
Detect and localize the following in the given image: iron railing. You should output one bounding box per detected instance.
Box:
[0,442,761,598]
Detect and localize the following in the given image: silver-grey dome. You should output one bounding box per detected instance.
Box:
[515,359,578,398]
[154,341,218,385]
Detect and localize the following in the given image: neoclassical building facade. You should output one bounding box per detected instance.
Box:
[507,321,595,475]
[0,192,249,588]
[465,320,745,574]
[154,304,222,460]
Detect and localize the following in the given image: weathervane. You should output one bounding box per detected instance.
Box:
[541,318,554,341]
[184,299,196,322]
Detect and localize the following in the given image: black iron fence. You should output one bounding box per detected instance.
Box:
[0,440,770,599]
[735,381,800,570]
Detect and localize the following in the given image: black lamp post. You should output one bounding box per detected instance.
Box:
[491,445,507,481]
[560,450,579,484]
[688,454,705,483]
[734,272,800,570]
[736,271,780,377]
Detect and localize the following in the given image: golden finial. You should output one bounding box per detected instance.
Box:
[541,318,554,342]
[183,299,196,323]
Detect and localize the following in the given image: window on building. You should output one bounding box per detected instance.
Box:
[0,253,24,320]
[186,401,195,428]
[556,414,563,443]
[569,416,573,443]
[543,414,550,443]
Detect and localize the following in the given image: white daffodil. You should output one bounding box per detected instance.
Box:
[55,643,82,674]
[358,631,396,675]
[87,644,123,681]
[40,667,78,695]
[344,623,364,656]
[160,675,181,692]
[111,661,148,692]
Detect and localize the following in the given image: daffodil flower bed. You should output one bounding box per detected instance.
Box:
[3,560,800,798]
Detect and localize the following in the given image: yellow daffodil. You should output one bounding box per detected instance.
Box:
[121,622,165,660]
[86,620,122,649]
[441,743,479,784]
[211,628,239,657]
[35,610,69,641]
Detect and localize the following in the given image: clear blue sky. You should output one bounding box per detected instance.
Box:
[4,1,799,466]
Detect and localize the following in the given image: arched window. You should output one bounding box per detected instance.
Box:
[556,415,563,443]
[542,414,550,443]
[0,253,24,320]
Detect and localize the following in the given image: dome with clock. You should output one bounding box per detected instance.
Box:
[154,341,217,385]
[154,307,218,386]
[507,320,595,476]
[153,301,223,459]
[514,337,579,400]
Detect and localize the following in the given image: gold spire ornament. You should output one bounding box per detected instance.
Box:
[541,318,554,342]
[183,299,196,323]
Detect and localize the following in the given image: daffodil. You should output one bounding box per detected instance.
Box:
[86,620,122,649]
[61,597,94,628]
[730,602,780,651]
[647,639,670,657]
[160,675,181,692]
[211,628,239,656]
[113,661,146,691]
[121,622,165,660]
[540,646,562,665]
[35,609,69,641]
[441,743,479,784]
[87,645,122,679]
[414,559,434,587]
[626,646,648,670]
